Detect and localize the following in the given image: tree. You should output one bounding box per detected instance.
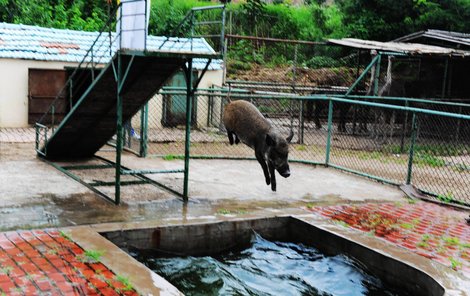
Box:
[337,0,470,41]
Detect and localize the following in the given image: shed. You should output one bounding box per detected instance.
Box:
[328,36,470,101]
[0,22,223,128]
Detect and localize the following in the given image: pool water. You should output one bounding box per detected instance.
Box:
[132,233,405,296]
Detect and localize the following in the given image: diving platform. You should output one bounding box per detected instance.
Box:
[34,3,226,203]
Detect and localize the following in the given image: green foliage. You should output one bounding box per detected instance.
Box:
[337,0,470,41]
[115,275,134,292]
[162,154,184,161]
[306,56,340,69]
[0,0,110,31]
[437,191,454,203]
[78,249,105,263]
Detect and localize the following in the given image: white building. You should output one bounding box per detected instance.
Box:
[0,22,223,128]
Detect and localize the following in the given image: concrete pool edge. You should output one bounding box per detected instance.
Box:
[64,213,468,296]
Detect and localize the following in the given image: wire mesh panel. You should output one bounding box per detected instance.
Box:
[127,90,470,206]
[131,88,332,163]
[329,101,412,185]
[411,112,470,205]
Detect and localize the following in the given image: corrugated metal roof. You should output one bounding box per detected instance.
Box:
[393,30,470,47]
[328,38,470,57]
[0,22,222,70]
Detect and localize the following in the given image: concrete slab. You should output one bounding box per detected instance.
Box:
[0,143,406,231]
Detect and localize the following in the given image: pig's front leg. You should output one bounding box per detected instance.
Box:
[255,150,270,186]
[268,161,276,191]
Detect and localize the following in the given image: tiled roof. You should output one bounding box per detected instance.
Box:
[0,22,222,70]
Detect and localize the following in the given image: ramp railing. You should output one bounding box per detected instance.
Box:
[34,2,124,156]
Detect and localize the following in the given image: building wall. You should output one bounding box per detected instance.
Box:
[0,59,77,128]
[1,58,223,129]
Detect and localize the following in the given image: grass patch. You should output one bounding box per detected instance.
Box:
[414,152,445,168]
[332,219,349,228]
[443,236,460,246]
[449,257,462,270]
[417,234,431,248]
[437,192,454,203]
[115,275,134,292]
[389,144,468,157]
[162,154,184,161]
[216,208,248,215]
[78,249,104,263]
[59,231,72,241]
[400,223,414,230]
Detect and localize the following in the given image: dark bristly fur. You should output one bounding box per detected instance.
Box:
[223,100,294,191]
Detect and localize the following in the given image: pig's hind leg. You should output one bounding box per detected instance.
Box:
[227,130,240,145]
[227,130,237,145]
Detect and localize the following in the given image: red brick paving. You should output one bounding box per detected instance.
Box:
[309,201,470,276]
[0,229,139,295]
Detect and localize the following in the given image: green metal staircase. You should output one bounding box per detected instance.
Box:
[34,3,226,204]
[42,54,185,159]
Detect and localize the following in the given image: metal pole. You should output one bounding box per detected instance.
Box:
[115,53,123,205]
[441,58,449,99]
[406,112,417,185]
[325,99,333,166]
[183,59,193,201]
[400,100,409,153]
[373,54,382,96]
[220,5,226,54]
[140,103,149,157]
[345,54,380,96]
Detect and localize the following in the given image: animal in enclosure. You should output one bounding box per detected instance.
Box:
[304,99,351,132]
[223,100,294,191]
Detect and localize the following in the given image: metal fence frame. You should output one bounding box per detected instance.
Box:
[131,86,470,207]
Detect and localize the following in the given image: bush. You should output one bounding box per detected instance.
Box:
[306,56,340,69]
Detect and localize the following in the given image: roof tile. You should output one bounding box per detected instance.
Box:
[0,22,222,70]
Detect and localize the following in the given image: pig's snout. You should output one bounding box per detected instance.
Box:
[280,170,290,178]
[278,165,291,178]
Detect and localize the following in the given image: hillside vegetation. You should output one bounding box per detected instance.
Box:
[1,0,469,74]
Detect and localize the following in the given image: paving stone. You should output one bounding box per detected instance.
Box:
[0,229,140,295]
[310,201,470,276]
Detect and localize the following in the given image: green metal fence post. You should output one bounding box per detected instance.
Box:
[406,112,417,185]
[325,99,334,166]
[115,53,123,205]
[183,59,194,201]
[140,103,149,157]
[373,54,382,96]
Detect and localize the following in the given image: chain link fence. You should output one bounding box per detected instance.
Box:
[120,39,470,206]
[123,89,470,206]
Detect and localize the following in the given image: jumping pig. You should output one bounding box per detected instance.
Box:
[223,100,294,191]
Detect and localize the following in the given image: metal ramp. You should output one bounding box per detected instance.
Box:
[43,54,185,159]
[35,3,226,204]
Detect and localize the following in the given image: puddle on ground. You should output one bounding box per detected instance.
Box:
[131,233,407,296]
[0,192,313,231]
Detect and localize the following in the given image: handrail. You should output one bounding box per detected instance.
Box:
[37,3,122,126]
[158,4,226,53]
[158,86,470,109]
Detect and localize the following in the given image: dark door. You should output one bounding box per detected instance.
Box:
[28,69,67,124]
[162,71,197,127]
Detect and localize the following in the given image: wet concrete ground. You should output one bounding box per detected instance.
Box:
[1,141,469,295]
[0,142,404,231]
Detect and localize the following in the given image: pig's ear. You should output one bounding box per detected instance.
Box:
[286,129,294,143]
[266,134,275,146]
